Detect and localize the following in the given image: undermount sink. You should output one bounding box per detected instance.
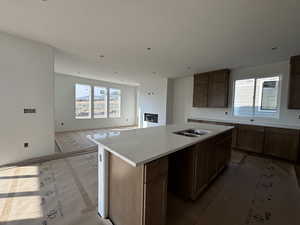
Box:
[173,129,210,137]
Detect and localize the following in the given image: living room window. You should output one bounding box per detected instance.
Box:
[94,86,108,118]
[75,84,92,119]
[233,76,280,118]
[109,88,121,118]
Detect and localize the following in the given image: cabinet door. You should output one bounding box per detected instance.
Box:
[143,158,168,225]
[168,147,195,199]
[206,140,217,181]
[208,69,230,108]
[193,73,209,107]
[143,175,168,225]
[288,55,300,109]
[193,141,210,199]
[264,127,300,162]
[236,125,265,153]
[215,132,232,171]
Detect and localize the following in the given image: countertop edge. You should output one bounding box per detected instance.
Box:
[188,117,300,130]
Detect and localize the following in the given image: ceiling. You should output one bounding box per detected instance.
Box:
[0,0,300,84]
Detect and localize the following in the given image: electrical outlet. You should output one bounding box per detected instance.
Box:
[225,111,228,115]
[24,142,29,148]
[61,122,64,126]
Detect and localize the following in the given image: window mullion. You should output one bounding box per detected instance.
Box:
[107,88,110,118]
[252,79,257,117]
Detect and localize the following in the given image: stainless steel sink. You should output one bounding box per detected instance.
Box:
[173,129,210,137]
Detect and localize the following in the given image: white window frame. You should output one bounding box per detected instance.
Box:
[75,83,92,119]
[93,86,108,119]
[232,75,281,119]
[108,88,122,118]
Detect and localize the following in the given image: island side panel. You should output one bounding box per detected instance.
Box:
[108,153,144,225]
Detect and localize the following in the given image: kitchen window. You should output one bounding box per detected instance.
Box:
[94,86,108,118]
[75,84,92,119]
[109,88,121,118]
[233,76,280,118]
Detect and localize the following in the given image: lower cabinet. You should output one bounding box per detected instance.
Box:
[143,158,168,225]
[168,130,233,200]
[264,127,300,162]
[108,154,168,225]
[236,125,265,153]
[188,119,300,163]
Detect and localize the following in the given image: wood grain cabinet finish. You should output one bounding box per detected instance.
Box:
[193,69,230,108]
[188,119,300,162]
[143,158,169,225]
[236,125,265,153]
[168,130,232,201]
[208,70,230,107]
[289,55,300,109]
[108,155,168,225]
[193,73,209,107]
[264,127,300,162]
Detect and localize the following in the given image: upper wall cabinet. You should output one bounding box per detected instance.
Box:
[288,55,300,109]
[193,69,230,108]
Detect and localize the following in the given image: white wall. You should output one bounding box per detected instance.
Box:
[169,61,300,125]
[55,73,137,132]
[0,32,55,165]
[137,77,168,128]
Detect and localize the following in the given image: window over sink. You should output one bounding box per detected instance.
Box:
[233,76,280,118]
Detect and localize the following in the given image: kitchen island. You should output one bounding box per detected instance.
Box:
[88,123,234,225]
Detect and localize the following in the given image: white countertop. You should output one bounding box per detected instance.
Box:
[87,123,233,167]
[188,117,300,130]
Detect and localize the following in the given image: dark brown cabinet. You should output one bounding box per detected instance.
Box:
[188,118,300,163]
[143,158,169,225]
[236,125,265,153]
[289,55,300,109]
[264,127,300,162]
[193,69,230,108]
[168,130,232,201]
[193,73,209,107]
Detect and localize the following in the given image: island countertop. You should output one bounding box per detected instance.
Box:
[87,123,234,167]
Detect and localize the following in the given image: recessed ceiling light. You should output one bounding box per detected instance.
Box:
[271,47,278,50]
[114,72,118,74]
[99,55,104,58]
[152,72,157,74]
[147,48,151,50]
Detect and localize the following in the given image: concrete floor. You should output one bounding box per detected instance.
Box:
[0,151,299,225]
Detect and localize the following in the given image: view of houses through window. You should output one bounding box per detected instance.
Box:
[75,83,121,119]
[75,84,91,119]
[233,76,280,118]
[109,88,121,118]
[94,86,108,118]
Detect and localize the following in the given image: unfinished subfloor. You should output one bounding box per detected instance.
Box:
[55,126,138,154]
[0,151,300,225]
